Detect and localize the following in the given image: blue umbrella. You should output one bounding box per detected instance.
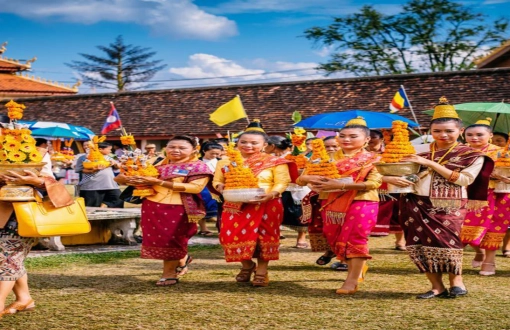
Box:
[18,121,95,140]
[30,127,86,139]
[294,110,419,129]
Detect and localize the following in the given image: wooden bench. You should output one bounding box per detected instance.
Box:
[46,207,141,251]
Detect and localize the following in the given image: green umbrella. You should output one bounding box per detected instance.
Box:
[424,102,510,133]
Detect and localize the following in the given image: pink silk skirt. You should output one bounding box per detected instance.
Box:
[322,201,379,261]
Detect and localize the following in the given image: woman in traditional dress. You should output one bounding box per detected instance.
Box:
[387,97,493,298]
[297,117,382,294]
[461,119,509,275]
[213,121,297,287]
[266,136,309,248]
[115,135,213,286]
[0,112,71,317]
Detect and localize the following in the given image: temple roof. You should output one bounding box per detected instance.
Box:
[0,73,79,95]
[12,67,510,138]
[0,57,31,73]
[475,41,510,69]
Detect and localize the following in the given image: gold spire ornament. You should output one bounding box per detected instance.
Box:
[345,116,367,127]
[475,117,492,126]
[432,96,459,120]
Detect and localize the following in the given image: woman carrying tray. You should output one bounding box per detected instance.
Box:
[115,135,213,286]
[213,120,297,287]
[386,98,493,299]
[297,117,382,295]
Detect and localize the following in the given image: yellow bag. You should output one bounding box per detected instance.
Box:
[13,197,91,237]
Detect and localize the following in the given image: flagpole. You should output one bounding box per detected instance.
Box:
[400,85,424,139]
[236,95,250,124]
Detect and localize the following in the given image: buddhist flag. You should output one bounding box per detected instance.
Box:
[389,87,410,113]
[210,96,247,126]
[101,102,122,134]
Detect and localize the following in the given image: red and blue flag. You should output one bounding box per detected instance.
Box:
[101,102,122,134]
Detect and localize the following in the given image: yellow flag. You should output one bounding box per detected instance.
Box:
[209,96,247,126]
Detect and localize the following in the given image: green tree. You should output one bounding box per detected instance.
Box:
[304,0,508,76]
[66,35,166,92]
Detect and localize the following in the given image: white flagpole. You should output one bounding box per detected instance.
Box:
[399,85,424,139]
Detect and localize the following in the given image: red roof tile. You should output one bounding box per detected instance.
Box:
[12,68,510,138]
[0,74,78,95]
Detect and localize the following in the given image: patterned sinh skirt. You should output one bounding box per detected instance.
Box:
[399,194,465,275]
[0,217,36,281]
[219,198,283,262]
[140,200,197,261]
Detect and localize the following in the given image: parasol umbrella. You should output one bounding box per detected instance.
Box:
[18,121,95,140]
[424,102,510,133]
[294,110,419,129]
[30,127,86,139]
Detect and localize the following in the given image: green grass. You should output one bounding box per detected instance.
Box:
[2,234,510,330]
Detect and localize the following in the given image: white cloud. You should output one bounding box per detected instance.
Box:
[166,53,334,88]
[207,0,401,16]
[0,0,237,40]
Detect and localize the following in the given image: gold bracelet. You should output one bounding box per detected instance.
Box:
[159,180,165,186]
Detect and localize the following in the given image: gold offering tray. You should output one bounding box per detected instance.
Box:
[374,162,420,176]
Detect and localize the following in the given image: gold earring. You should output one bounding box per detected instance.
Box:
[489,138,493,144]
[363,142,369,148]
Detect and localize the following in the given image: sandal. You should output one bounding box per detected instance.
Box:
[293,242,309,249]
[4,299,35,314]
[176,255,193,277]
[479,262,496,276]
[395,245,406,251]
[472,253,485,268]
[197,231,214,237]
[236,262,256,282]
[156,278,179,286]
[331,262,348,271]
[503,250,510,258]
[252,273,269,287]
[316,253,336,266]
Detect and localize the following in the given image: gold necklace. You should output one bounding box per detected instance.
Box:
[429,141,458,170]
[338,148,364,159]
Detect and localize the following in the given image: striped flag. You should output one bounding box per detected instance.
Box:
[389,87,410,113]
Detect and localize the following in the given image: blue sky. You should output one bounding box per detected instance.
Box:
[1,0,510,93]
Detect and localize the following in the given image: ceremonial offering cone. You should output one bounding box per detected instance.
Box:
[118,132,159,198]
[493,135,510,192]
[285,127,308,169]
[304,139,340,178]
[376,120,419,193]
[381,121,416,163]
[0,100,45,201]
[82,136,111,169]
[222,143,263,202]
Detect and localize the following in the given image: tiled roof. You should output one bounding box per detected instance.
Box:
[0,73,78,95]
[12,68,510,138]
[0,58,29,72]
[475,41,510,69]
